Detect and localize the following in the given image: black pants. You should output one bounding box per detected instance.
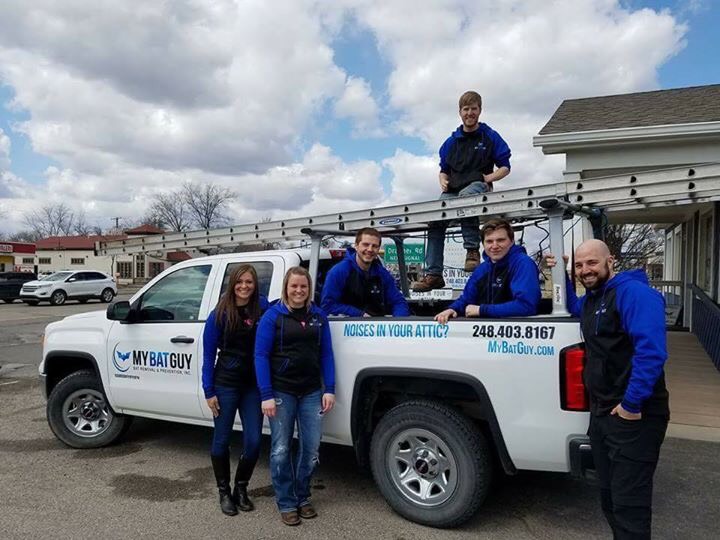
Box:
[589,414,668,540]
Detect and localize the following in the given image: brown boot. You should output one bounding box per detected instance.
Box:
[281,510,301,526]
[464,249,481,272]
[411,274,446,292]
[299,504,318,519]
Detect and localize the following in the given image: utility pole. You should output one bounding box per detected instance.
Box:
[110,217,122,229]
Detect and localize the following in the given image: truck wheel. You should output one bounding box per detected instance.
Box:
[47,370,132,448]
[370,400,492,528]
[2,299,13,303]
[100,288,115,303]
[50,290,67,306]
[24,300,39,306]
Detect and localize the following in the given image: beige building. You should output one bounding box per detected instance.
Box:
[34,225,192,284]
[534,83,720,368]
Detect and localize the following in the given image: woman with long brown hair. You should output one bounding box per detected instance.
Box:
[202,264,268,516]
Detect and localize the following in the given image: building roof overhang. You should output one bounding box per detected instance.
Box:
[533,121,720,155]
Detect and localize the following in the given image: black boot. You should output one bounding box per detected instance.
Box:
[232,456,256,512]
[211,454,238,516]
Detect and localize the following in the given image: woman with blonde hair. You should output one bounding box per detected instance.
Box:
[202,264,268,516]
[254,266,336,526]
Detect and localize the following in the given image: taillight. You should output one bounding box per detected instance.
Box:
[560,345,589,411]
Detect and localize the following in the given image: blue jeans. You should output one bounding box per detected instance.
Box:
[268,389,323,512]
[425,180,489,276]
[211,385,263,473]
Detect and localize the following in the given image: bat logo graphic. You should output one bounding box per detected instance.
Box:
[113,349,132,372]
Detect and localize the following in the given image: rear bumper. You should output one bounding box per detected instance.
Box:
[569,437,594,479]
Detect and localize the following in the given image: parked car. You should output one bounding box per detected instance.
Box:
[0,272,37,303]
[21,270,117,306]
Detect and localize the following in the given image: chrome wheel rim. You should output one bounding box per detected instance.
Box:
[386,428,458,507]
[102,290,113,302]
[62,389,112,437]
[52,291,65,304]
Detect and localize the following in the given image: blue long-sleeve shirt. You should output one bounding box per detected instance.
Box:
[321,248,410,317]
[565,270,668,414]
[439,123,512,173]
[201,297,268,399]
[254,302,336,401]
[449,244,541,317]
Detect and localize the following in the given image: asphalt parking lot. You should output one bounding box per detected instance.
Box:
[1,299,719,539]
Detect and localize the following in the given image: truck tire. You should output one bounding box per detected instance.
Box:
[50,290,67,306]
[370,400,492,528]
[24,300,39,306]
[47,370,132,448]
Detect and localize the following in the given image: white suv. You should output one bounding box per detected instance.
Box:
[21,270,117,306]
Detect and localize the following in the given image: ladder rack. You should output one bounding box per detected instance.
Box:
[96,163,720,257]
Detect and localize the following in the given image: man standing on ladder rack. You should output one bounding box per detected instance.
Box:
[412,90,512,292]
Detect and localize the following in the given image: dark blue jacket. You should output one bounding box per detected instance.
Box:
[321,248,410,317]
[449,244,540,317]
[202,296,269,399]
[439,123,511,193]
[565,270,668,415]
[254,302,335,401]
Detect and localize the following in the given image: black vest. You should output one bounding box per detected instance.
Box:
[340,267,387,316]
[581,287,669,417]
[474,263,513,306]
[214,307,258,389]
[270,307,324,396]
[446,130,495,193]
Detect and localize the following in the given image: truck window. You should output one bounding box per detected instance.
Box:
[301,258,342,304]
[218,261,274,300]
[137,265,211,322]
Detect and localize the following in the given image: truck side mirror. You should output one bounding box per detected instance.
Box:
[107,300,134,322]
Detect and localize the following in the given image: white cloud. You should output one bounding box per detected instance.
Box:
[0,127,10,169]
[350,0,687,187]
[0,0,347,176]
[382,150,438,205]
[334,76,385,137]
[232,143,384,216]
[0,0,689,236]
[0,144,382,232]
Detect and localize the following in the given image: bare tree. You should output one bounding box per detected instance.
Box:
[73,211,102,236]
[146,192,191,232]
[23,203,76,239]
[604,224,664,272]
[9,230,40,242]
[183,182,235,229]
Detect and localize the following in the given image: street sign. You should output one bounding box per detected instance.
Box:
[384,243,425,264]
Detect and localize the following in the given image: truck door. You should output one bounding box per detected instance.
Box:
[107,263,215,419]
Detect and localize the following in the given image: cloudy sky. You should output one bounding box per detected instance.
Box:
[0,0,717,234]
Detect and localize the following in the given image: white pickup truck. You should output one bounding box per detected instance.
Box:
[40,247,592,528]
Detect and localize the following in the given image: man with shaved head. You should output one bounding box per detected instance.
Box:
[547,240,669,540]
